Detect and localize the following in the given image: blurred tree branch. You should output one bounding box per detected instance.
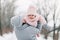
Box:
[0,0,16,35]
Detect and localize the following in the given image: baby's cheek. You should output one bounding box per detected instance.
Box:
[22,19,26,23]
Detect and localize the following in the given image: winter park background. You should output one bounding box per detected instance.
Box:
[0,0,60,40]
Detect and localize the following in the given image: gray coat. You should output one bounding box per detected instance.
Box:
[11,16,42,40]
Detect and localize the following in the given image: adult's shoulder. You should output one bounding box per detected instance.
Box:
[11,15,24,27]
[11,15,24,20]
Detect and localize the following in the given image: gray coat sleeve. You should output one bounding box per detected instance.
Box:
[11,16,28,30]
[11,16,22,27]
[37,22,43,32]
[37,22,51,32]
[42,24,51,31]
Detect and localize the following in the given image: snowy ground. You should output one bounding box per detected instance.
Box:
[0,31,52,40]
[0,31,60,40]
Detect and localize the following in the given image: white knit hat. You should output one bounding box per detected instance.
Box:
[25,5,38,16]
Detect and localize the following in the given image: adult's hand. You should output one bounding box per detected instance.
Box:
[36,33,40,37]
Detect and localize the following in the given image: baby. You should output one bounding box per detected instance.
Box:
[22,6,46,37]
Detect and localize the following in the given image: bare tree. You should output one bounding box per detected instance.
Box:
[0,0,2,35]
[36,0,60,40]
[0,0,16,35]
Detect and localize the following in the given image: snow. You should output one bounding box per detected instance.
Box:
[0,31,60,40]
[0,31,54,40]
[0,31,17,40]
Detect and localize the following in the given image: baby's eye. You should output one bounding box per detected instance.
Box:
[28,15,34,16]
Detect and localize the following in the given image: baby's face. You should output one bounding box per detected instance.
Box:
[27,6,37,19]
[28,15,36,19]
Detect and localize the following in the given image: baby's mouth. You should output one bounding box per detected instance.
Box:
[29,17,34,19]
